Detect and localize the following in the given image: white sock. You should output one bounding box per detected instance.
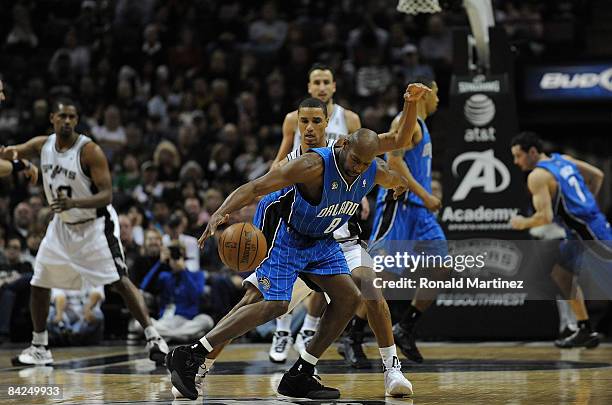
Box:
[301,314,320,332]
[144,326,160,340]
[32,330,48,347]
[199,336,213,352]
[203,357,216,371]
[276,313,292,333]
[302,350,319,365]
[379,345,398,369]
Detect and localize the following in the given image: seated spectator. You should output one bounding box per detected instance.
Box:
[130,228,163,292]
[162,213,200,272]
[47,285,105,346]
[91,105,127,161]
[132,161,163,205]
[153,141,181,185]
[394,44,434,85]
[0,237,34,343]
[119,214,141,270]
[184,196,205,238]
[137,241,213,342]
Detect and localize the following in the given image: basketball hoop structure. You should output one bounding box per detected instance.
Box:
[398,0,495,71]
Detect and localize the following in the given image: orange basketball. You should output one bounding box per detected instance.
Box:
[218,222,267,271]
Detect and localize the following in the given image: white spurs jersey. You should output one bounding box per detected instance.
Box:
[41,134,103,223]
[287,138,358,242]
[292,104,349,151]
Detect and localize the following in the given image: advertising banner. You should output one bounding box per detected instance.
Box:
[525,64,612,101]
[442,74,529,239]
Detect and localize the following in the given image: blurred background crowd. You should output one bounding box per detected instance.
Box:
[0,0,609,344]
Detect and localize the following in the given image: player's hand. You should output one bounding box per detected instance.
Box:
[22,159,38,185]
[0,146,18,160]
[198,212,229,248]
[50,193,75,213]
[392,183,408,199]
[360,196,370,220]
[405,83,431,102]
[423,194,442,212]
[510,215,527,230]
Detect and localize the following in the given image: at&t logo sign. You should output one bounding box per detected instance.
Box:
[463,94,496,142]
[451,149,510,201]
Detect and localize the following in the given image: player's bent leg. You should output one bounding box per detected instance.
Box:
[173,284,266,399]
[111,276,168,363]
[167,300,289,399]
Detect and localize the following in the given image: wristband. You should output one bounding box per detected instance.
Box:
[11,160,26,173]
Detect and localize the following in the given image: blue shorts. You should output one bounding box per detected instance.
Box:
[252,196,349,301]
[559,214,612,273]
[369,202,448,256]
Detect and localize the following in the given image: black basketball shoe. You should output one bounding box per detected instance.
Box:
[338,333,371,369]
[393,323,423,363]
[166,345,206,400]
[554,329,600,349]
[277,371,340,399]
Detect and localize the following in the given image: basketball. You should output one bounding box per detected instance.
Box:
[218,222,267,271]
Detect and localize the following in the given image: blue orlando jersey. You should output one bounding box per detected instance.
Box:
[263,147,376,239]
[376,117,432,207]
[536,153,601,225]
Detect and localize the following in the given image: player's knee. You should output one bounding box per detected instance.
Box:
[263,300,289,319]
[243,284,263,305]
[343,285,362,311]
[110,275,131,293]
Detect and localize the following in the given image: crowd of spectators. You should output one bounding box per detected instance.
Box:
[0,0,599,343]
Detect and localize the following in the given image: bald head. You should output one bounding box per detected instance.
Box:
[339,128,379,178]
[348,128,379,159]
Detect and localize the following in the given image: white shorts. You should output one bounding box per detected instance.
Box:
[243,240,373,311]
[31,207,127,290]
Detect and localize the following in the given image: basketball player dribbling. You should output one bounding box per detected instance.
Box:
[166,90,432,399]
[0,78,38,183]
[510,131,611,348]
[169,84,430,400]
[270,64,368,364]
[1,99,168,366]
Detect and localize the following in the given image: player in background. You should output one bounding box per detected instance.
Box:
[0,78,38,184]
[1,99,168,366]
[269,64,366,361]
[510,131,610,348]
[369,77,444,363]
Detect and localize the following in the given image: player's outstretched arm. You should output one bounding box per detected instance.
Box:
[376,83,430,154]
[374,157,411,200]
[510,168,553,230]
[272,111,299,168]
[387,150,441,212]
[563,154,604,196]
[198,153,324,247]
[0,136,48,161]
[50,142,112,213]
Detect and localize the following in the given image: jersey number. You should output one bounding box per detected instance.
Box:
[568,176,586,203]
[50,185,73,199]
[324,218,342,234]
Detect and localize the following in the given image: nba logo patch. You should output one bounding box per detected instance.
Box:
[362,179,367,188]
[258,276,271,291]
[331,181,338,190]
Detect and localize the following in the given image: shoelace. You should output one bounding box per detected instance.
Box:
[275,336,290,352]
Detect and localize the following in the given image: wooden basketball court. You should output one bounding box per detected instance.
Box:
[1,342,611,404]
